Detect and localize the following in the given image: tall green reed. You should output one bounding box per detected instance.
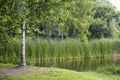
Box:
[0,39,21,64]
[0,38,119,65]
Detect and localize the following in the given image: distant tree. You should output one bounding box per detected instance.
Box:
[89,0,120,39]
[89,19,108,38]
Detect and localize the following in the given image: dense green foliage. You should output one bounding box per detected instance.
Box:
[0,0,120,66]
[89,0,120,39]
[0,0,120,42]
[0,0,94,42]
[1,1,120,80]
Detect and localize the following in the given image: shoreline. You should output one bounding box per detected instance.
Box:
[35,55,116,62]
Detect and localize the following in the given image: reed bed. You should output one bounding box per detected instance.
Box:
[0,38,120,65]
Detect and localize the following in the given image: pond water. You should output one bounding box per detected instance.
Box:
[35,57,120,71]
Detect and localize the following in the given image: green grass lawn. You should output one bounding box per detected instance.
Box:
[0,63,17,68]
[0,63,120,80]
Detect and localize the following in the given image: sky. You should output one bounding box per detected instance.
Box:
[109,0,120,11]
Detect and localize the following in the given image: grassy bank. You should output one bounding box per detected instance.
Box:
[0,38,120,65]
[0,63,120,80]
[96,65,120,75]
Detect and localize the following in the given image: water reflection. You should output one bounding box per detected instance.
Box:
[35,57,120,71]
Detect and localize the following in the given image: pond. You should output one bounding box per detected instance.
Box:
[35,57,120,71]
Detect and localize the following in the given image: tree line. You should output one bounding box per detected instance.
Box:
[0,0,120,42]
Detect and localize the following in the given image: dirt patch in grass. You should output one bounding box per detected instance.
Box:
[0,66,56,78]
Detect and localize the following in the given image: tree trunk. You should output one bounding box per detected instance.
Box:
[21,20,26,66]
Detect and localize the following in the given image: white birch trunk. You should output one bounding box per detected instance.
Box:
[21,20,26,66]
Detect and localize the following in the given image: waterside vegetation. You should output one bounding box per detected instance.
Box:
[0,38,120,65]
